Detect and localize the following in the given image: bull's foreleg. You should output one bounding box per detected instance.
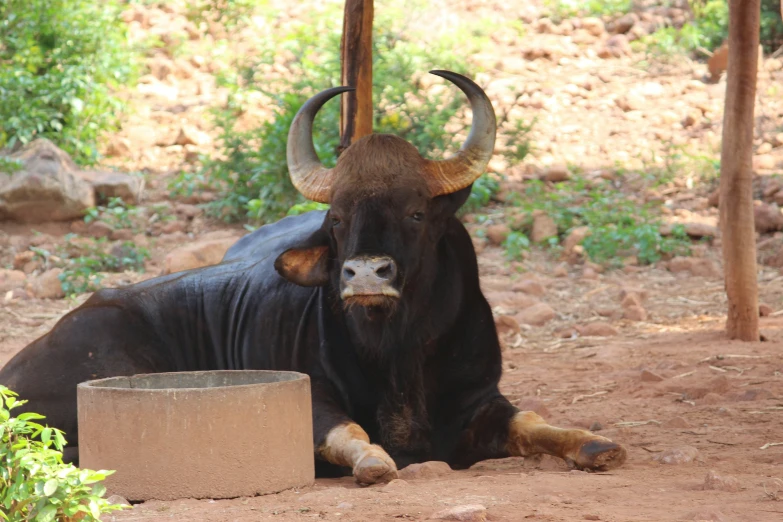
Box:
[452,397,626,471]
[318,422,399,485]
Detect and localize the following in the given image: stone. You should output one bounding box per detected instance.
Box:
[486,224,510,246]
[667,257,720,277]
[0,269,26,293]
[514,303,556,326]
[553,263,569,278]
[702,470,741,492]
[708,41,729,82]
[106,495,129,506]
[653,446,699,465]
[28,268,65,299]
[111,229,135,241]
[486,291,538,311]
[759,303,774,316]
[87,221,114,239]
[515,398,550,418]
[623,305,647,321]
[575,322,618,337]
[531,212,558,243]
[685,508,728,522]
[615,94,644,112]
[683,222,719,239]
[162,236,240,275]
[582,267,599,280]
[599,34,632,58]
[494,315,521,337]
[383,479,409,491]
[76,170,142,204]
[174,125,211,147]
[563,226,591,256]
[398,461,452,481]
[754,202,783,233]
[613,13,638,34]
[0,139,95,222]
[511,280,545,297]
[541,165,570,182]
[581,17,605,37]
[640,370,664,383]
[106,137,132,158]
[620,294,642,309]
[430,504,487,521]
[662,416,691,429]
[708,189,720,207]
[754,154,777,170]
[12,251,34,270]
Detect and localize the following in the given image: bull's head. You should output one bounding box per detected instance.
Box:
[275,71,496,316]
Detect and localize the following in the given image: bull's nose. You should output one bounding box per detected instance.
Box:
[342,257,397,283]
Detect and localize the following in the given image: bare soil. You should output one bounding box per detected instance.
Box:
[2,1,783,521]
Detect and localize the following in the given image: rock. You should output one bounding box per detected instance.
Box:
[514,302,556,326]
[111,229,134,241]
[531,212,558,243]
[0,139,95,222]
[754,154,777,170]
[106,495,129,506]
[754,202,783,233]
[486,224,510,246]
[758,142,774,155]
[667,257,720,277]
[174,203,203,219]
[599,34,632,58]
[708,41,729,82]
[653,446,699,465]
[161,220,187,235]
[623,305,647,321]
[576,322,618,337]
[105,137,132,157]
[683,222,719,239]
[582,267,599,280]
[12,251,34,271]
[494,315,521,337]
[615,94,644,112]
[662,416,691,428]
[541,165,570,182]
[162,236,240,275]
[0,269,26,293]
[620,293,642,309]
[383,479,409,491]
[76,170,142,204]
[430,504,487,521]
[581,17,605,37]
[563,226,591,256]
[613,13,638,34]
[685,508,728,522]
[87,221,114,239]
[515,398,550,418]
[708,189,720,207]
[759,303,774,316]
[486,291,538,311]
[640,370,664,383]
[149,55,174,80]
[703,470,741,492]
[511,280,545,297]
[553,263,569,278]
[589,421,603,431]
[398,461,452,481]
[174,125,211,147]
[28,268,64,299]
[681,110,700,128]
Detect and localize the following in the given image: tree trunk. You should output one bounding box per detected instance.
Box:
[339,0,373,154]
[719,0,760,341]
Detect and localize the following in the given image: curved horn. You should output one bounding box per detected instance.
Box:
[424,70,497,196]
[287,86,355,203]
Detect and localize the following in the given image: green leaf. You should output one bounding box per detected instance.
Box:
[43,478,59,496]
[34,505,57,522]
[41,427,51,444]
[17,412,46,421]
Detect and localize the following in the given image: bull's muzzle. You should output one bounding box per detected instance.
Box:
[340,256,400,303]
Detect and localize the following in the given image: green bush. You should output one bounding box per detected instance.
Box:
[0,386,126,521]
[179,0,529,223]
[0,0,136,163]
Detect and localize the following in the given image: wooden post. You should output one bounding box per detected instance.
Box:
[339,0,373,153]
[719,0,761,341]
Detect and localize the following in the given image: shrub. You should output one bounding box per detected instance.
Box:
[0,385,126,521]
[181,0,530,223]
[0,0,136,163]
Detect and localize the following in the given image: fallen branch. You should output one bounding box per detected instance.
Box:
[614,420,661,428]
[760,442,783,450]
[673,370,697,379]
[572,391,608,404]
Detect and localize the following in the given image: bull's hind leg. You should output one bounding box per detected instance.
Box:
[451,397,626,471]
[508,411,626,471]
[318,422,399,485]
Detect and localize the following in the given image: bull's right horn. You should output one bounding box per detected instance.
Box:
[287,86,355,203]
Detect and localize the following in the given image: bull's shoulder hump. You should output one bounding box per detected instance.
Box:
[223,210,326,261]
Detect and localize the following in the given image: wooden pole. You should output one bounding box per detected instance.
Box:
[719,0,761,341]
[339,0,373,153]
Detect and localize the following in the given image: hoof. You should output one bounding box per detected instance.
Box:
[568,439,627,471]
[353,453,398,485]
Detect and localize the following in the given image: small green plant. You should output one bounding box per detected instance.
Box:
[544,0,632,20]
[0,0,137,162]
[0,157,24,174]
[503,231,531,260]
[58,237,150,297]
[0,385,126,521]
[84,198,141,231]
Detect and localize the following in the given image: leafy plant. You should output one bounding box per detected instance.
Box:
[58,237,149,297]
[0,385,126,521]
[84,198,141,231]
[0,157,24,174]
[503,231,531,260]
[544,0,633,20]
[0,0,137,163]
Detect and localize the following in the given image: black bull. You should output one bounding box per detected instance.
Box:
[0,209,625,483]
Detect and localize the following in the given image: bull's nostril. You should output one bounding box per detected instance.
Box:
[375,262,394,280]
[343,267,356,280]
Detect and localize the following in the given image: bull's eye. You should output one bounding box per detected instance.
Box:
[410,211,424,222]
[331,217,342,227]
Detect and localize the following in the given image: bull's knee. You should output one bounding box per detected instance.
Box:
[318,422,399,485]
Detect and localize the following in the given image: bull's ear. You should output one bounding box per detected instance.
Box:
[432,184,473,216]
[274,229,331,287]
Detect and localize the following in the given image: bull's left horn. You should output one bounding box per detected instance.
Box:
[287,86,355,203]
[423,71,497,196]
